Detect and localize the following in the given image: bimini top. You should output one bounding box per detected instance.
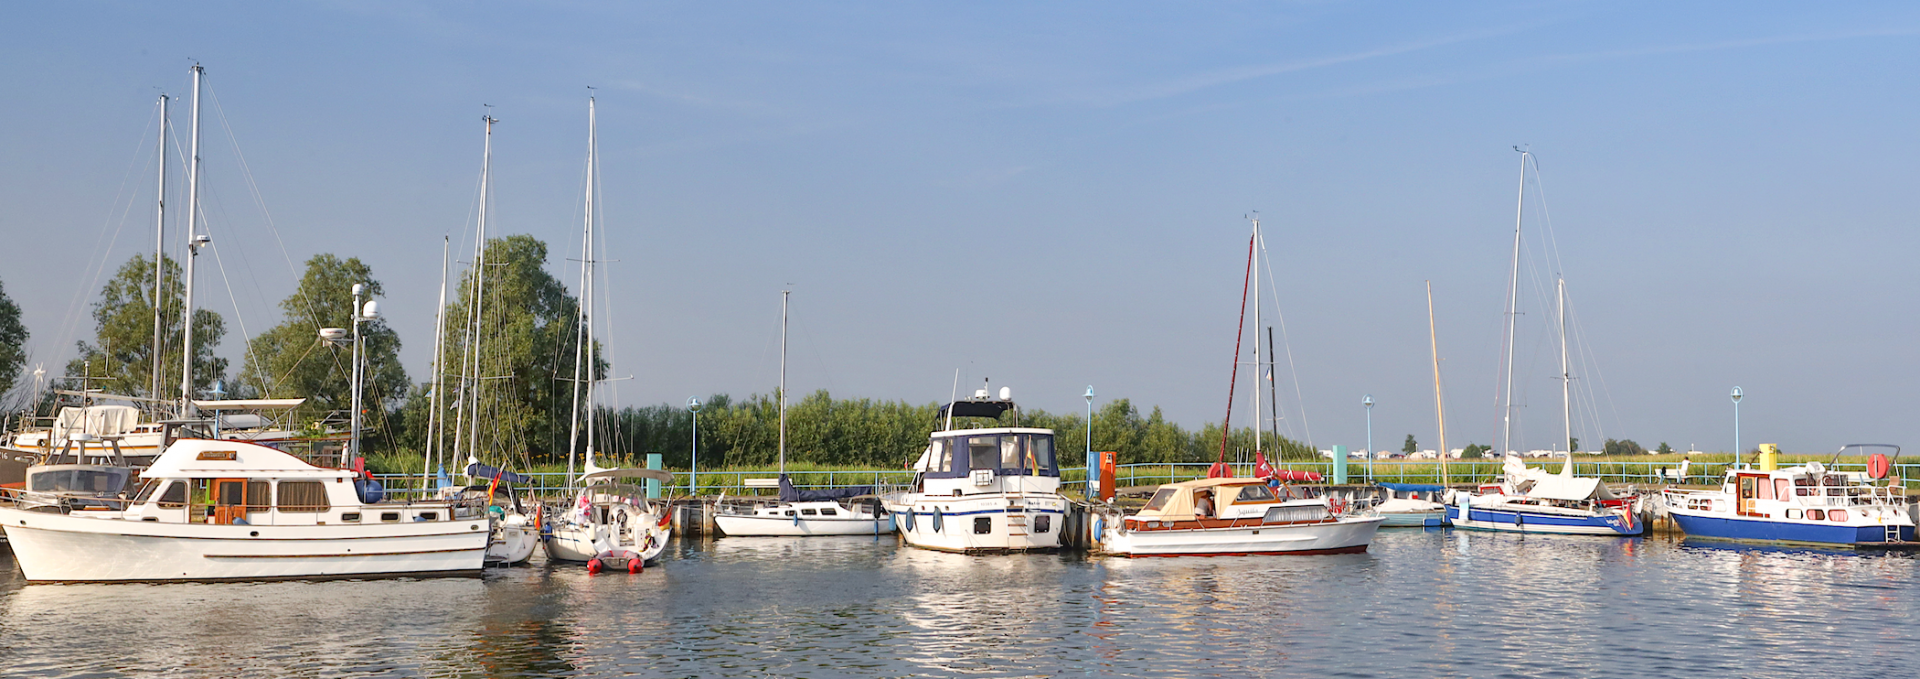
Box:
[937,399,1015,422]
[140,438,345,480]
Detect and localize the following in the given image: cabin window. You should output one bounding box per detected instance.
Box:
[1028,435,1055,475]
[784,510,796,517]
[1756,478,1774,501]
[276,481,331,512]
[1829,509,1849,522]
[1786,509,1801,519]
[1808,509,1825,521]
[342,513,361,522]
[1773,479,1789,501]
[1263,505,1331,524]
[381,512,400,523]
[968,437,999,472]
[1001,436,1023,470]
[1035,515,1051,534]
[930,440,953,474]
[801,509,819,516]
[131,479,164,503]
[973,517,992,534]
[819,508,837,516]
[1142,488,1176,512]
[419,511,437,521]
[158,482,186,508]
[1235,485,1278,503]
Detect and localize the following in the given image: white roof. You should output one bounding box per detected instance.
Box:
[141,438,347,480]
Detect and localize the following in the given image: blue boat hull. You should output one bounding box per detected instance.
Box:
[1668,511,1915,546]
[1446,504,1639,536]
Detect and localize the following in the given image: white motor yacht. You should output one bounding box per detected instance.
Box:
[1097,477,1383,556]
[0,437,489,583]
[714,476,890,537]
[887,391,1068,554]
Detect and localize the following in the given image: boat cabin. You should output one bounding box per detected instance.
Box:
[117,439,472,526]
[1124,478,1333,530]
[911,427,1059,496]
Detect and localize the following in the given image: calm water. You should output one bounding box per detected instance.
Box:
[2,530,1916,678]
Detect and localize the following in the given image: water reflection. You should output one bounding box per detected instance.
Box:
[2,532,1919,677]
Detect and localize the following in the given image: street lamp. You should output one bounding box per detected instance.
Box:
[1363,394,1375,480]
[1730,386,1743,460]
[1085,386,1096,498]
[687,396,702,495]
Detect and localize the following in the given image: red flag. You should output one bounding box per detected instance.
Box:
[1254,452,1275,479]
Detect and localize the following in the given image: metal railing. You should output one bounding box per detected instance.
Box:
[369,460,1920,501]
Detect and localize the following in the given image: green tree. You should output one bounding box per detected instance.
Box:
[1402,434,1417,456]
[422,235,594,469]
[238,254,409,435]
[67,254,225,399]
[0,275,26,398]
[1569,436,1580,452]
[1603,438,1646,456]
[1657,442,1673,455]
[1460,442,1490,458]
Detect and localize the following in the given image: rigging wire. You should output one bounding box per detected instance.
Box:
[48,102,160,378]
[1256,224,1313,449]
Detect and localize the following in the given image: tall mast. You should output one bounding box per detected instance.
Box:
[179,64,203,417]
[566,98,594,481]
[1498,148,1527,457]
[583,97,599,473]
[1266,326,1279,447]
[1558,277,1571,455]
[1250,214,1262,457]
[778,289,789,474]
[460,114,496,468]
[426,236,449,486]
[150,93,168,405]
[1427,281,1449,485]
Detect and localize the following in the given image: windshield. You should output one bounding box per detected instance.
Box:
[29,468,131,494]
[1142,488,1176,512]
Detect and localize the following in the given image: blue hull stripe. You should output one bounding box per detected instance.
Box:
[906,508,1066,518]
[1669,512,1915,545]
[1446,505,1635,534]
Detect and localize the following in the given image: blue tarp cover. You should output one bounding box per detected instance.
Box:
[1378,482,1445,492]
[779,474,873,502]
[465,463,532,484]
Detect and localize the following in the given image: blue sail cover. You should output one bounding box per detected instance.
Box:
[1378,482,1446,493]
[778,474,873,502]
[465,463,532,484]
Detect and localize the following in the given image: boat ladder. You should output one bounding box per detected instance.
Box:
[1887,524,1904,544]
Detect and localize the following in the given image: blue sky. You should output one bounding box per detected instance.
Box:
[4,2,1917,455]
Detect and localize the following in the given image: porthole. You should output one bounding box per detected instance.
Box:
[1034,515,1051,534]
[973,517,992,534]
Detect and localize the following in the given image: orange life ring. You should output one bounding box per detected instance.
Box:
[1329,497,1348,515]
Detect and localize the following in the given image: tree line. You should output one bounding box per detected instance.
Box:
[28,235,1321,470]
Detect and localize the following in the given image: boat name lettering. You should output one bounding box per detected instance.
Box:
[196,450,238,461]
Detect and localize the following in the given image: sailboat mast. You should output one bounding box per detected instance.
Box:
[1427,281,1449,485]
[778,290,789,474]
[1498,148,1527,457]
[462,114,496,467]
[582,98,599,471]
[567,99,594,481]
[1558,277,1571,455]
[150,93,168,406]
[1250,215,1262,457]
[1266,326,1279,447]
[179,64,203,418]
[426,237,449,486]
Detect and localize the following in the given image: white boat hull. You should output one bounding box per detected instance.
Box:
[487,515,539,565]
[714,512,891,537]
[1099,516,1383,556]
[889,492,1067,553]
[0,506,488,582]
[544,519,670,564]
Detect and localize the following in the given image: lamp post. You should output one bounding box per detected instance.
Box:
[1730,386,1743,460]
[1363,394,1375,480]
[1085,386,1096,498]
[687,396,702,496]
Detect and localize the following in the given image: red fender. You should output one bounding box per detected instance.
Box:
[628,558,643,574]
[586,558,603,574]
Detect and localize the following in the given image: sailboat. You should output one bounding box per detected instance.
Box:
[712,291,889,537]
[540,95,673,573]
[1096,215,1381,556]
[1444,153,1640,536]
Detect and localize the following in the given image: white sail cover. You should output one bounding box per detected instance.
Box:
[1502,454,1616,501]
[52,405,141,439]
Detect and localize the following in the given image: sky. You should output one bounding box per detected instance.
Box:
[3,1,1917,456]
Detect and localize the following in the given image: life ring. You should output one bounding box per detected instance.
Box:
[1869,453,1892,480]
[1329,497,1348,515]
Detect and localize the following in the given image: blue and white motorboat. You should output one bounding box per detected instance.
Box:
[1445,455,1643,536]
[885,388,1069,553]
[1661,444,1915,547]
